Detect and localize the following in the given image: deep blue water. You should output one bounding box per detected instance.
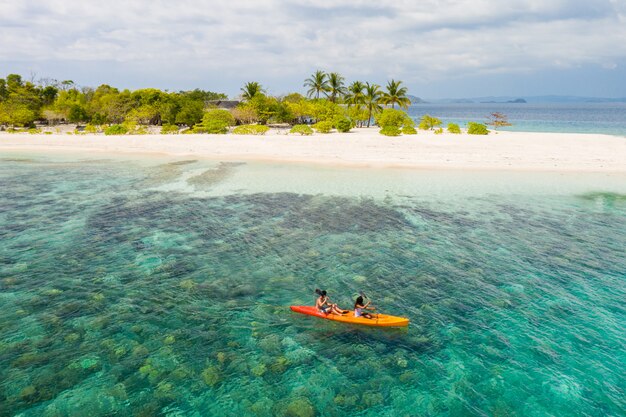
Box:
[0,155,625,416]
[407,103,626,135]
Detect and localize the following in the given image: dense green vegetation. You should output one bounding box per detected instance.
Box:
[0,73,226,129]
[0,71,497,136]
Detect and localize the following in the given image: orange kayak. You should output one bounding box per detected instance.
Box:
[290,305,409,327]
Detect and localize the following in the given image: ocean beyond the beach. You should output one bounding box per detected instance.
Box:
[407,102,626,136]
[1,154,625,416]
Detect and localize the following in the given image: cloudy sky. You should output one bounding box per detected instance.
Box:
[1,0,625,98]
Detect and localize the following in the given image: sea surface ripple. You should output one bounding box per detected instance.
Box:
[0,155,625,416]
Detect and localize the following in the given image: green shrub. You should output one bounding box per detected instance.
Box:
[434,128,443,135]
[447,123,461,134]
[7,128,18,133]
[104,124,128,135]
[28,128,41,134]
[312,121,333,133]
[44,131,53,135]
[376,109,414,137]
[161,124,180,134]
[202,109,236,127]
[418,114,442,130]
[335,118,352,133]
[402,126,417,135]
[232,124,270,135]
[195,120,228,134]
[193,109,235,134]
[376,109,413,129]
[84,124,100,134]
[467,122,489,135]
[130,125,149,135]
[380,126,401,136]
[290,124,313,136]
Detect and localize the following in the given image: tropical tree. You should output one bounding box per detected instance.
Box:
[182,89,227,103]
[345,81,367,127]
[303,70,329,100]
[346,81,365,107]
[125,105,160,125]
[363,83,383,127]
[175,99,204,126]
[0,72,230,128]
[381,79,411,109]
[40,86,58,106]
[326,72,346,103]
[6,74,23,92]
[0,78,7,100]
[309,99,344,123]
[284,95,314,125]
[54,88,86,119]
[241,82,264,101]
[60,80,75,91]
[0,101,37,126]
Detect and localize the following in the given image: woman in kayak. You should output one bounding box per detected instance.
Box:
[354,295,375,319]
[315,289,348,315]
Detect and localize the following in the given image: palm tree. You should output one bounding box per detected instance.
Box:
[241,82,264,101]
[326,72,346,103]
[346,81,366,127]
[381,79,411,109]
[303,70,329,100]
[346,81,365,107]
[363,83,382,127]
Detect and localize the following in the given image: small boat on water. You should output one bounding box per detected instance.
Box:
[290,305,409,327]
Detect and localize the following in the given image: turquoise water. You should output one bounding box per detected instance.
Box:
[1,154,625,416]
[407,103,626,136]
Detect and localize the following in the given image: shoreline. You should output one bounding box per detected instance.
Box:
[1,129,625,173]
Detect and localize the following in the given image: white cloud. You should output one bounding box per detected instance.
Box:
[1,0,625,94]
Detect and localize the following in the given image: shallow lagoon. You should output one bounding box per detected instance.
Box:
[1,154,625,416]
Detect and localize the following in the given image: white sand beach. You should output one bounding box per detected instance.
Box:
[1,129,625,172]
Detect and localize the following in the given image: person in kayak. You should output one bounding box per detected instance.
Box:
[315,289,348,315]
[354,295,375,319]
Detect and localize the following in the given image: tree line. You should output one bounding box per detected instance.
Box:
[0,73,226,128]
[0,71,412,131]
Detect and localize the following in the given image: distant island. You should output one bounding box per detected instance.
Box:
[407,95,428,104]
[428,96,626,104]
[480,98,527,104]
